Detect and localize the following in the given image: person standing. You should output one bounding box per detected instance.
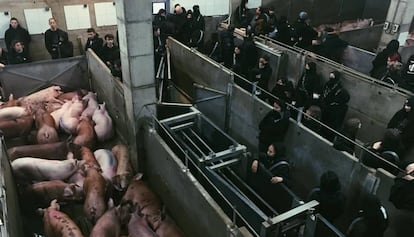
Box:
[320,71,350,141]
[100,34,120,70]
[84,28,103,57]
[258,99,290,152]
[44,18,72,59]
[4,17,31,53]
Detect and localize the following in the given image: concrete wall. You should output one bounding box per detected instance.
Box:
[0,0,117,61]
[142,126,242,237]
[0,139,24,237]
[339,24,384,52]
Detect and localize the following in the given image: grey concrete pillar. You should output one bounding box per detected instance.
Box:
[115,0,156,169]
[378,0,412,50]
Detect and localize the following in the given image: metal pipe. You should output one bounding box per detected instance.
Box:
[189,128,215,153]
[180,130,206,157]
[193,83,227,95]
[166,43,172,80]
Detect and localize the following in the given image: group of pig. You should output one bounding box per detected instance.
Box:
[0,85,113,144]
[0,86,185,237]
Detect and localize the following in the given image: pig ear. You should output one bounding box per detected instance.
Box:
[36,208,45,216]
[63,185,75,198]
[133,173,143,181]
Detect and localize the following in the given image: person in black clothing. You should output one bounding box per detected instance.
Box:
[8,40,31,64]
[294,62,322,108]
[234,0,250,28]
[347,193,388,237]
[266,7,277,34]
[220,25,235,68]
[85,28,103,57]
[44,18,72,59]
[241,32,258,74]
[389,162,414,211]
[270,16,292,45]
[387,96,414,154]
[4,17,31,53]
[320,71,350,141]
[153,8,167,29]
[300,105,322,134]
[0,47,8,65]
[400,54,414,91]
[308,170,346,223]
[291,11,318,50]
[370,39,401,79]
[333,118,361,155]
[251,142,290,184]
[182,10,194,46]
[191,5,205,50]
[270,77,295,104]
[101,34,120,70]
[319,27,349,63]
[153,27,166,70]
[258,99,290,152]
[169,4,187,43]
[251,7,268,36]
[361,128,403,175]
[250,55,272,96]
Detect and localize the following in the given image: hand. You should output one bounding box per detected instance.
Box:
[313,93,320,99]
[251,160,258,173]
[270,176,283,184]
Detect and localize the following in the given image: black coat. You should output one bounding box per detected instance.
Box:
[8,48,31,64]
[44,28,72,59]
[259,110,290,146]
[319,34,348,63]
[308,187,346,222]
[295,66,322,107]
[100,44,120,66]
[4,25,31,51]
[254,144,289,181]
[389,177,414,211]
[291,19,317,49]
[85,34,104,56]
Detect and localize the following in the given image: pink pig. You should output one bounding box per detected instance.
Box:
[92,102,114,142]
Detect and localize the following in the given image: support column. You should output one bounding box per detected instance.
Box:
[377,0,410,50]
[115,0,156,169]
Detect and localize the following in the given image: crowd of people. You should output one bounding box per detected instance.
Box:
[1,17,121,79]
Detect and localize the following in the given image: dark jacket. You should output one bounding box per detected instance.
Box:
[371,40,400,78]
[85,34,104,56]
[254,144,289,181]
[251,64,272,91]
[291,19,317,49]
[389,177,414,211]
[319,33,348,63]
[44,28,72,59]
[259,109,290,146]
[8,48,31,64]
[308,188,345,222]
[273,17,292,44]
[241,36,258,71]
[295,62,322,107]
[4,25,31,51]
[100,44,120,66]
